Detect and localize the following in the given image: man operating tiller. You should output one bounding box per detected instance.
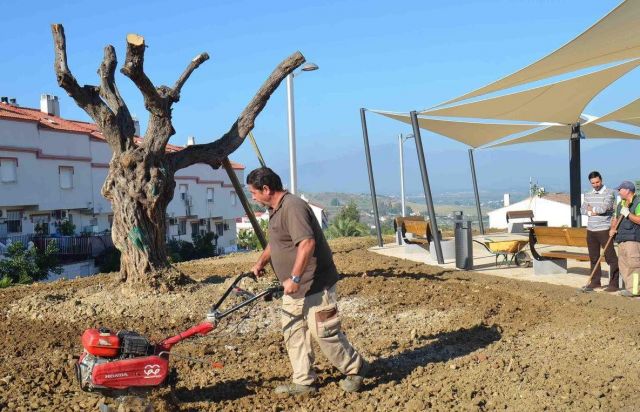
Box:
[247,167,367,396]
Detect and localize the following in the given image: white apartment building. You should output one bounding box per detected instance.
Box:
[0,95,245,253]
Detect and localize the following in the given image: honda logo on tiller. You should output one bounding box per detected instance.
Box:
[143,364,161,378]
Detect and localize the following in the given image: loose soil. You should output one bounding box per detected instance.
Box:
[1,237,639,411]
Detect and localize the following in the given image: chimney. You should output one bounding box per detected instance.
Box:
[503,193,510,207]
[132,116,141,136]
[186,136,196,146]
[0,97,7,104]
[8,98,17,106]
[40,94,60,117]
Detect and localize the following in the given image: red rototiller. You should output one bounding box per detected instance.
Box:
[75,273,282,395]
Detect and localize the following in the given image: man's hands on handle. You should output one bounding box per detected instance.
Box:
[252,244,272,277]
[251,265,266,277]
[620,206,631,218]
[282,278,300,295]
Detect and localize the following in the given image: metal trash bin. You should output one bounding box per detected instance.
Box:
[454,212,473,270]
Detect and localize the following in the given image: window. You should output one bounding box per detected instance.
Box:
[190,222,199,236]
[6,211,22,234]
[207,187,214,203]
[59,166,74,189]
[0,158,17,183]
[178,220,187,236]
[231,191,237,206]
[179,184,188,199]
[216,222,224,237]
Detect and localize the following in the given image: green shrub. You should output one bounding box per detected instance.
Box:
[56,219,76,236]
[0,241,62,287]
[237,219,268,251]
[95,247,121,273]
[167,232,218,263]
[325,217,368,239]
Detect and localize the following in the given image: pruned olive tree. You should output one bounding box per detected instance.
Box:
[51,24,304,289]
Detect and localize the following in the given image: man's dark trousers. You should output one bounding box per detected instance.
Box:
[587,229,619,287]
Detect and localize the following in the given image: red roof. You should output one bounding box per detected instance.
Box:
[0,102,244,170]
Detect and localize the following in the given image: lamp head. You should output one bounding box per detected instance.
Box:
[301,63,319,72]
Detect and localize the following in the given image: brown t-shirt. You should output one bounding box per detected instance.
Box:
[268,192,339,298]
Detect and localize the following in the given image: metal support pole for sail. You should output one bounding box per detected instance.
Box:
[468,148,485,234]
[399,134,407,217]
[409,111,443,264]
[222,158,268,250]
[248,131,266,168]
[360,108,383,248]
[569,123,582,228]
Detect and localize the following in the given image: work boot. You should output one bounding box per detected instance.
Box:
[274,383,317,396]
[339,362,369,393]
[603,285,620,292]
[619,289,635,297]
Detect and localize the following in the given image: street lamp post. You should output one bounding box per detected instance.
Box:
[286,62,319,195]
[399,133,414,217]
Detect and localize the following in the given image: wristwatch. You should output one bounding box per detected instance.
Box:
[291,275,301,284]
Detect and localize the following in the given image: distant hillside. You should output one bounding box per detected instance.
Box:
[296,139,640,196]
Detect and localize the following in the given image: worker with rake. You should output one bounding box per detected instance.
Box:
[580,171,619,292]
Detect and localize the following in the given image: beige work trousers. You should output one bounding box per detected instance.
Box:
[618,241,640,290]
[281,285,362,385]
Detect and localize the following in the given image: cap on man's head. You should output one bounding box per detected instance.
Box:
[615,180,636,192]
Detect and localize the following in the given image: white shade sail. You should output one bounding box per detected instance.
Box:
[594,97,640,125]
[420,59,640,124]
[621,118,640,127]
[437,0,640,106]
[484,122,640,148]
[372,111,543,148]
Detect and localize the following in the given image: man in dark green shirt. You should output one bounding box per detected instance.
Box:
[247,167,366,396]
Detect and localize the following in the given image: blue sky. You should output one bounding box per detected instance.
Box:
[1,0,637,193]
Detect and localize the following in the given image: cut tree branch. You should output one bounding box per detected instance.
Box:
[121,33,165,116]
[170,52,210,103]
[167,51,305,172]
[98,45,135,151]
[51,24,121,152]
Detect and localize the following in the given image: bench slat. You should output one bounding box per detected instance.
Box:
[541,251,590,261]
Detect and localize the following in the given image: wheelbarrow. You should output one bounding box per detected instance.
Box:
[473,239,531,267]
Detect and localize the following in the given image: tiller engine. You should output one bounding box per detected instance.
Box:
[75,273,281,394]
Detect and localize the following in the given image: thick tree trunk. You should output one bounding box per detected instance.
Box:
[103,148,181,288]
[52,24,304,290]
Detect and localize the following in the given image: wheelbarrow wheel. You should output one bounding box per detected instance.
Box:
[515,251,531,267]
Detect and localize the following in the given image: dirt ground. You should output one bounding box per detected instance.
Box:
[1,236,639,411]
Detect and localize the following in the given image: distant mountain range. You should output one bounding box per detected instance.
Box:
[296,140,638,198]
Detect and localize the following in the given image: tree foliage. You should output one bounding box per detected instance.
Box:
[0,241,62,287]
[55,219,76,236]
[334,201,360,223]
[325,217,368,239]
[167,232,218,263]
[237,220,268,251]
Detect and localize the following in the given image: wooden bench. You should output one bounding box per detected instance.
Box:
[506,210,535,223]
[529,226,590,262]
[506,210,534,233]
[394,216,432,246]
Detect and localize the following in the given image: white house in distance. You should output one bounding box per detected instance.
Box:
[488,193,589,229]
[0,95,244,254]
[235,211,269,232]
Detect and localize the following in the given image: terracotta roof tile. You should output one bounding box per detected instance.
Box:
[0,102,244,169]
[543,193,570,205]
